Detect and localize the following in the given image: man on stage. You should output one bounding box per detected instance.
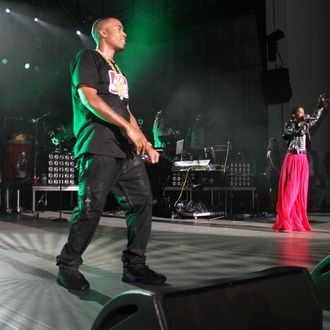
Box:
[56,17,167,290]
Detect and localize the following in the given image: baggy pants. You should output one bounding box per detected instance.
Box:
[56,153,153,269]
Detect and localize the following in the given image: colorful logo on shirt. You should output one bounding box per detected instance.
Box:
[108,70,129,100]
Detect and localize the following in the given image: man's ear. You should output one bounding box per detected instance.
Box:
[99,30,107,38]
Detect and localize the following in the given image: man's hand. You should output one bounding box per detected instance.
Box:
[145,145,160,164]
[125,126,149,154]
[126,124,159,163]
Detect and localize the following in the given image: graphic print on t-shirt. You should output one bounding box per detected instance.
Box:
[108,70,129,100]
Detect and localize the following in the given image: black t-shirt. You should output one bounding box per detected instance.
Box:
[71,49,133,158]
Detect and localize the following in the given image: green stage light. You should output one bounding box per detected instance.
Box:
[24,63,31,69]
[117,7,171,84]
[2,58,8,64]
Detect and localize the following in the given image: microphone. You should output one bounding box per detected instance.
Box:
[28,111,50,124]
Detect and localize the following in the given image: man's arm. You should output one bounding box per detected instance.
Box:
[126,105,160,164]
[127,104,143,132]
[78,85,148,155]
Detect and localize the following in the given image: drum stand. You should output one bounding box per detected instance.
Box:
[4,187,20,214]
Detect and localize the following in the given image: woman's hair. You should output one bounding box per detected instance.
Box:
[291,105,303,117]
[267,138,279,151]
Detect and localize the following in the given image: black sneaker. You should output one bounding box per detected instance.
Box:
[57,267,90,291]
[122,264,167,285]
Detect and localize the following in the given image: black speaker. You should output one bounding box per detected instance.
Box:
[92,266,322,330]
[260,68,292,105]
[311,255,330,311]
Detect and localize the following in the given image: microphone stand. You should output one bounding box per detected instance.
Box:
[29,112,50,186]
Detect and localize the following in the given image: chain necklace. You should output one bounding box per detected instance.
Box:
[95,47,123,75]
[95,47,127,99]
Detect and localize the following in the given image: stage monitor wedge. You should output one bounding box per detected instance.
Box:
[92,266,322,330]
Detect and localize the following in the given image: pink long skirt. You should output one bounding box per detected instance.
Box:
[272,153,311,232]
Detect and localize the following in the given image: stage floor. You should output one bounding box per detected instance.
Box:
[0,210,330,329]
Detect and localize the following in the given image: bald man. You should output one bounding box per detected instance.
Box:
[56,17,166,290]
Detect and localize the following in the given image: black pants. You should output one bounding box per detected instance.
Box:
[56,154,152,269]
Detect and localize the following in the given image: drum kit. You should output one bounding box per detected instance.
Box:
[1,114,74,184]
[3,132,33,182]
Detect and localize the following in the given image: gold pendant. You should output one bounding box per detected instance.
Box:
[117,82,125,99]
